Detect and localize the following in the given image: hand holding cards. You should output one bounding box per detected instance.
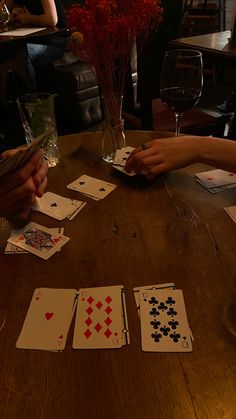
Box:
[0,134,46,177]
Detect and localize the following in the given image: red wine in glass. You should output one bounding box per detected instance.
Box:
[160,50,203,136]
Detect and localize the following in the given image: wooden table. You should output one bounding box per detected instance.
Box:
[169,30,236,64]
[0,131,235,419]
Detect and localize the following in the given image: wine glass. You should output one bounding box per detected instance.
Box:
[160,49,203,136]
[0,2,10,31]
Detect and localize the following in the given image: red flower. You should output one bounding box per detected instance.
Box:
[67,0,163,106]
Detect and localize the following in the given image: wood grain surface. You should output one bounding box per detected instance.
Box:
[0,131,235,419]
[169,30,236,64]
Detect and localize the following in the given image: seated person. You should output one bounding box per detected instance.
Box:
[125,135,236,179]
[0,148,48,222]
[6,0,67,88]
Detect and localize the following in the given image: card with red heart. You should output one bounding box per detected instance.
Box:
[16,288,78,351]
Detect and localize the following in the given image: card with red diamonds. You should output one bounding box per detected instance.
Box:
[73,285,128,349]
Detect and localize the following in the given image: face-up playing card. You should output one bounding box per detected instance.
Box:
[73,285,127,349]
[16,288,78,351]
[133,283,176,317]
[67,175,117,200]
[0,134,46,177]
[225,206,236,223]
[5,227,64,255]
[112,146,136,176]
[113,147,135,167]
[7,222,69,260]
[195,169,236,193]
[140,289,192,352]
[32,192,86,221]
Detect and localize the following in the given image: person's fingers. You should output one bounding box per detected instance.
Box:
[5,177,36,206]
[7,206,32,223]
[126,147,159,173]
[32,158,48,188]
[0,150,43,194]
[145,162,170,180]
[36,176,48,198]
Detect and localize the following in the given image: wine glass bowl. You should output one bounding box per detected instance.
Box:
[160,49,203,136]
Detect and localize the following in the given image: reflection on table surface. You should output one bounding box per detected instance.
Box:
[170,30,236,62]
[0,130,235,419]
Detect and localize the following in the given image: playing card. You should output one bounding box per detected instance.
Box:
[67,175,117,200]
[0,134,46,177]
[73,285,125,349]
[112,146,136,176]
[133,283,176,317]
[32,192,86,220]
[113,147,135,167]
[5,227,63,255]
[195,169,236,192]
[16,288,78,351]
[140,289,192,352]
[7,222,69,260]
[225,206,236,223]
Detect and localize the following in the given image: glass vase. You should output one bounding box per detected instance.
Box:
[101,95,126,163]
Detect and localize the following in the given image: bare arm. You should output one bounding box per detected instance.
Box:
[125,136,236,179]
[10,0,58,27]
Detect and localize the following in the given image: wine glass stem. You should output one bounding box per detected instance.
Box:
[175,113,182,137]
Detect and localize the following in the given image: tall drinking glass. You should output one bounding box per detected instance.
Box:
[17,93,60,167]
[160,49,203,136]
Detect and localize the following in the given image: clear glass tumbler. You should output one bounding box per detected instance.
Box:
[17,92,60,167]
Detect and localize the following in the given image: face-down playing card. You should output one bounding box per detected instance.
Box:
[7,222,69,260]
[140,289,192,352]
[67,175,117,200]
[73,285,129,349]
[16,288,78,351]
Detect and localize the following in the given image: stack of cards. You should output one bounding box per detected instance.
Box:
[112,146,136,176]
[73,285,129,349]
[5,227,64,255]
[7,222,70,260]
[67,175,117,200]
[133,283,193,352]
[0,134,46,177]
[32,192,86,221]
[195,169,236,193]
[16,285,129,351]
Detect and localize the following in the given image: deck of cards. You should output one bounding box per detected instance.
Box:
[0,134,46,177]
[32,192,86,221]
[133,283,193,352]
[67,175,117,200]
[17,285,129,351]
[7,222,69,260]
[195,169,236,193]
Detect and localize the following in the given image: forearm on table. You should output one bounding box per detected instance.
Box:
[197,137,236,173]
[21,13,57,27]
